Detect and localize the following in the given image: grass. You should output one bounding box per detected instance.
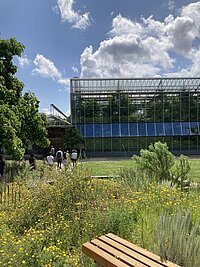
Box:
[81,157,200,183]
[81,159,133,176]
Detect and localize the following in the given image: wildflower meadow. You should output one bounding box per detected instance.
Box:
[0,143,200,267]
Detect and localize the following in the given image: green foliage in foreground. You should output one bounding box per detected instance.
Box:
[0,160,199,267]
[0,38,50,159]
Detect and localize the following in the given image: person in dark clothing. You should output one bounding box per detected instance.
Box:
[0,155,5,178]
[56,148,63,169]
[29,153,36,170]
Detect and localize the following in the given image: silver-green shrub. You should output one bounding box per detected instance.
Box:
[155,210,200,267]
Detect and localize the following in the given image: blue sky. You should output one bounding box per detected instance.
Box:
[1,0,200,114]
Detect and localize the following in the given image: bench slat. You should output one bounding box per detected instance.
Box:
[97,236,163,267]
[82,233,181,267]
[91,239,147,267]
[106,233,180,267]
[82,242,131,267]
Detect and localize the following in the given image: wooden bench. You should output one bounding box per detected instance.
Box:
[82,233,180,267]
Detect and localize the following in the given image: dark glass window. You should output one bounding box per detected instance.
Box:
[103,124,111,137]
[182,122,190,135]
[147,123,156,136]
[130,123,138,136]
[190,122,199,135]
[164,122,173,136]
[173,122,182,135]
[138,123,147,136]
[94,124,102,137]
[86,124,93,137]
[112,123,120,137]
[156,123,164,136]
[121,123,129,136]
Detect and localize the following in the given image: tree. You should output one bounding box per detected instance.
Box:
[64,127,85,149]
[77,98,101,123]
[0,38,50,159]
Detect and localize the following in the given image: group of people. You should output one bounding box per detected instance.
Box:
[46,146,78,170]
[0,146,79,179]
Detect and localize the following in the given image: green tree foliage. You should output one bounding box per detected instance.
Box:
[64,127,85,149]
[103,94,136,122]
[0,38,50,159]
[77,98,101,123]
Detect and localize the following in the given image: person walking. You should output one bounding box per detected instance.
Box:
[56,148,63,169]
[50,145,55,156]
[63,150,70,172]
[29,153,36,170]
[46,152,54,167]
[71,149,78,167]
[0,155,5,179]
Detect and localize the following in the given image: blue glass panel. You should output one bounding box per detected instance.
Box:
[138,123,147,136]
[190,122,199,135]
[94,124,102,137]
[86,124,93,137]
[173,122,182,135]
[164,122,173,136]
[130,123,138,136]
[112,123,120,137]
[156,123,164,136]
[182,122,190,135]
[77,124,85,137]
[103,124,111,137]
[147,123,156,136]
[121,123,129,136]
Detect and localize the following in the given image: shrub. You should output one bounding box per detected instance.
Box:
[155,209,200,267]
[133,142,191,190]
[134,142,175,182]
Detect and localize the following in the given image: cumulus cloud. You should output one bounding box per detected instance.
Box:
[17,55,31,67]
[32,54,70,90]
[33,54,61,80]
[56,0,91,30]
[80,1,200,78]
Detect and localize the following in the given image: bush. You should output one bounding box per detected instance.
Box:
[155,209,200,267]
[133,142,191,190]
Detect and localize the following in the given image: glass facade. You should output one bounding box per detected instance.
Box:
[70,77,200,156]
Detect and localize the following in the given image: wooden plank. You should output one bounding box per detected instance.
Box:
[97,236,163,267]
[106,234,180,267]
[91,238,148,267]
[82,242,130,267]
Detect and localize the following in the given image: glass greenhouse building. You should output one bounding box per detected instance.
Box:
[70,77,200,156]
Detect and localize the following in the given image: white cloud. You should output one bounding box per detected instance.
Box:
[165,15,195,52]
[168,0,175,11]
[109,14,143,37]
[72,66,79,73]
[56,0,91,30]
[17,55,31,67]
[58,78,70,87]
[80,1,200,78]
[181,1,200,38]
[33,54,61,80]
[32,54,70,90]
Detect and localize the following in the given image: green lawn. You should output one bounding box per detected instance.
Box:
[80,159,133,176]
[81,158,200,183]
